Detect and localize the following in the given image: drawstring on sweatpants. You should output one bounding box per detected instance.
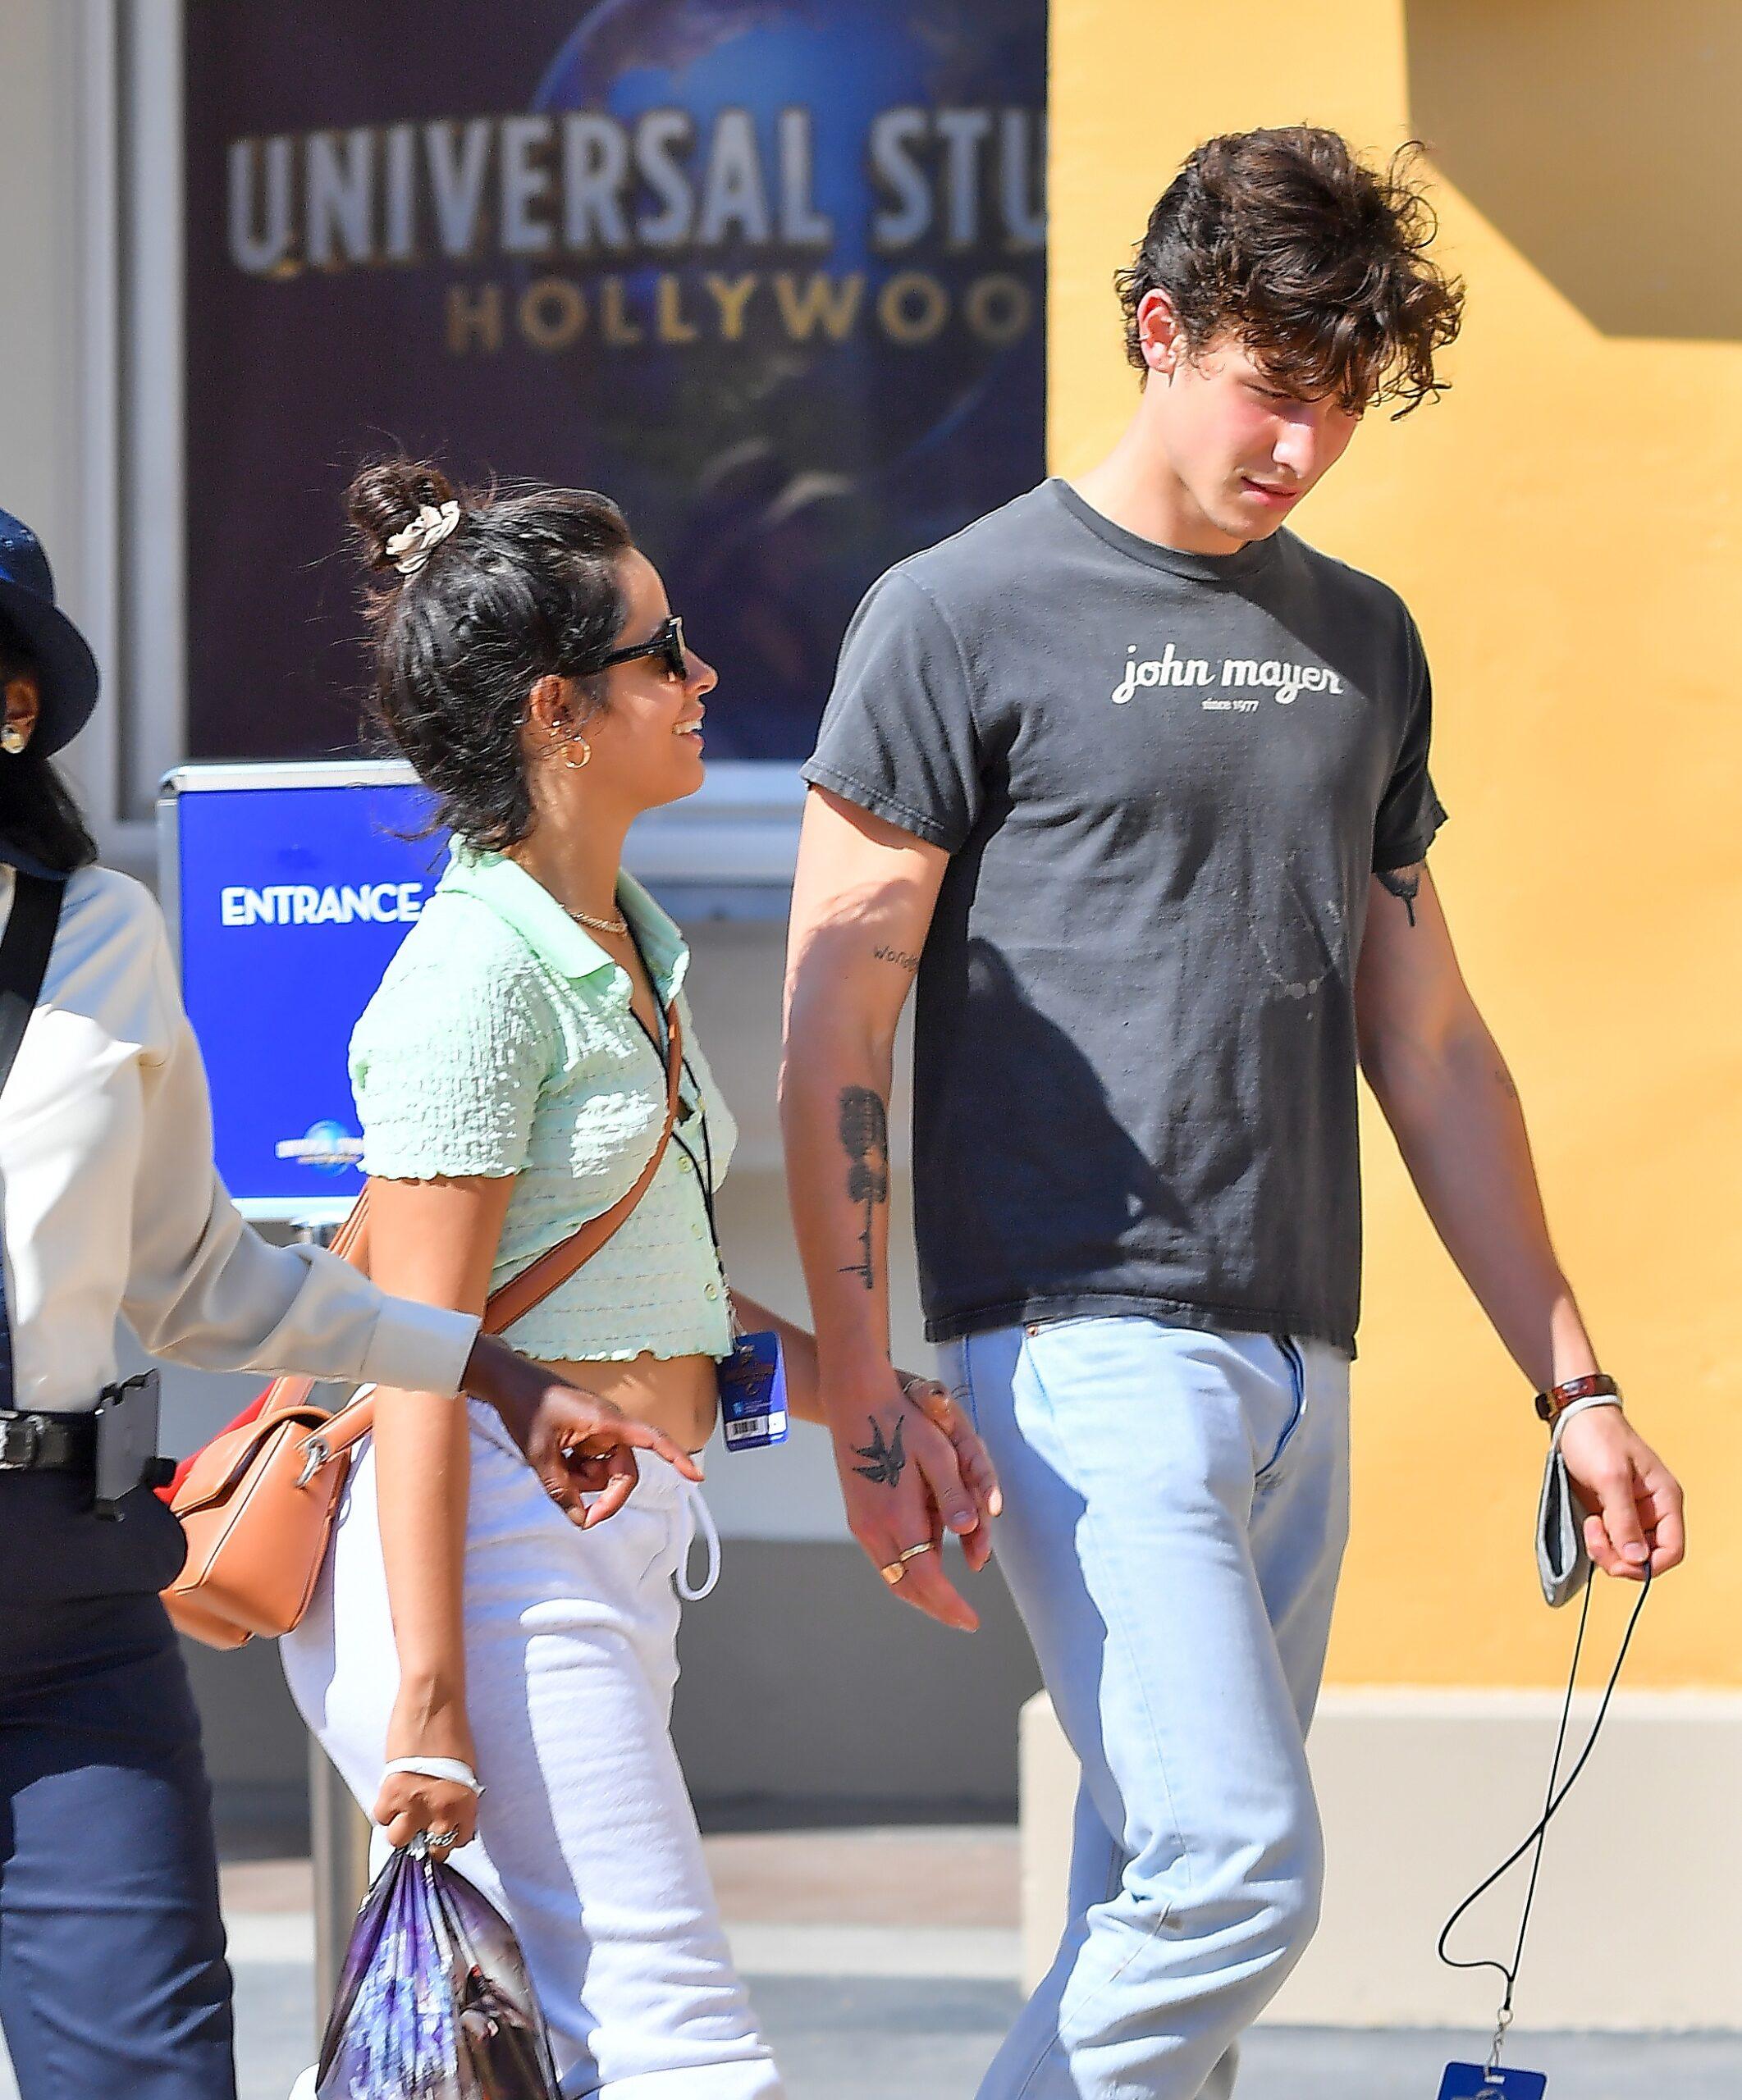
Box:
[675,1477,721,1601]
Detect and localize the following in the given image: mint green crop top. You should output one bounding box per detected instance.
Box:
[349,847,736,1363]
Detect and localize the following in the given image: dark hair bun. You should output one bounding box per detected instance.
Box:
[344,465,633,852]
[345,458,461,573]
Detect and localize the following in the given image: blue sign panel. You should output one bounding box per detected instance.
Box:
[169,772,446,1214]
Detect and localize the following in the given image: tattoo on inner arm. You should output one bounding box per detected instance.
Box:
[1378,863,1424,928]
[837,1086,890,1292]
[851,1414,907,1486]
[872,942,921,975]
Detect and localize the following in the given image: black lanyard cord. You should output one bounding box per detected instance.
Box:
[626,1003,720,1244]
[1437,1563,1653,2036]
[670,1108,720,1253]
[619,915,725,1260]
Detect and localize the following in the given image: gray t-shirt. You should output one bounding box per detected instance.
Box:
[803,478,1446,1354]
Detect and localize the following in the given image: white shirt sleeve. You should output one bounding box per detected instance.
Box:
[118,901,479,1395]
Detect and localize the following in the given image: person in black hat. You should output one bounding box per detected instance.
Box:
[0,505,705,2098]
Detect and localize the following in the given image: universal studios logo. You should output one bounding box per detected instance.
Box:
[225,103,1045,358]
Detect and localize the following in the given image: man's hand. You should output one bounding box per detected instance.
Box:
[896,1371,1002,1573]
[1557,1406,1685,1582]
[834,1363,999,1630]
[463,1333,702,1525]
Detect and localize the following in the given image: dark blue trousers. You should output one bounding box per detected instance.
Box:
[0,1480,235,2099]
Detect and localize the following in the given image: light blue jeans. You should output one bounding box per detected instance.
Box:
[941,1316,1351,2100]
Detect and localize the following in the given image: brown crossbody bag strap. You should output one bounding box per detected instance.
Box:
[486,994,684,1330]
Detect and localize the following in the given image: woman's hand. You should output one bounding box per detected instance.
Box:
[375,1680,481,1853]
[894,1370,1002,1572]
[464,1335,702,1526]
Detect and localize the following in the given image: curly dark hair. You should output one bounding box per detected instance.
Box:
[1114,127,1465,417]
[346,458,633,851]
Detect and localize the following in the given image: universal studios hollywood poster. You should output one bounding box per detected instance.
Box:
[185,1,1047,764]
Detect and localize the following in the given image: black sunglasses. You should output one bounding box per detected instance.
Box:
[587,614,687,682]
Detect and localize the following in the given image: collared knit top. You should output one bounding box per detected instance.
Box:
[350,846,736,1363]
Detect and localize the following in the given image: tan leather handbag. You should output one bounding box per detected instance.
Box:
[162,1000,683,1650]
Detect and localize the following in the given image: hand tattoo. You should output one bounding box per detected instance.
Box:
[1377,862,1423,928]
[851,1413,907,1487]
[837,1086,889,1292]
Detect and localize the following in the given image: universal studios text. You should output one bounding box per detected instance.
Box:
[227,105,1045,357]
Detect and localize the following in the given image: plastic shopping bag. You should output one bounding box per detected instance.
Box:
[316,1839,561,2099]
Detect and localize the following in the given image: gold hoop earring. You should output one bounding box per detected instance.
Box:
[0,725,27,757]
[562,735,592,771]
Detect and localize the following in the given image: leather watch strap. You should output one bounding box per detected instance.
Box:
[1534,1372,1621,1425]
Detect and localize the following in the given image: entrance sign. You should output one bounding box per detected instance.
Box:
[160,763,442,1221]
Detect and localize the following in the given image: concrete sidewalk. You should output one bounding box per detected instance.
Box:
[39,1952,1740,2100]
[2,1828,1735,2096]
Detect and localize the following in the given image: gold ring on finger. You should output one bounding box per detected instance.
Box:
[880,1541,935,1585]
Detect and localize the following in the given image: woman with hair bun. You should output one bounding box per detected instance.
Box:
[281,460,999,2096]
[0,500,672,2100]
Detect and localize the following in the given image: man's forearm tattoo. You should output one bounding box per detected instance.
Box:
[872,942,921,974]
[837,1086,889,1292]
[1378,863,1424,928]
[851,1413,907,1487]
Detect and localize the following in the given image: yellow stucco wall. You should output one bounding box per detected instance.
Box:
[1048,0,1741,1686]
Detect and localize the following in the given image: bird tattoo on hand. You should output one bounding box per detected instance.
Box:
[851,1414,908,1488]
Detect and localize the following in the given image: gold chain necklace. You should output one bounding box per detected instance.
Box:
[567,904,629,937]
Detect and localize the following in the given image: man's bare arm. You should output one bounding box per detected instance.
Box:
[781,787,994,1628]
[1357,865,1588,1388]
[1356,863,1684,1580]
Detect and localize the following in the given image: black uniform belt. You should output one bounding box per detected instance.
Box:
[0,1408,98,1473]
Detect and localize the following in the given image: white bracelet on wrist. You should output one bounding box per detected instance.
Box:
[1549,1392,1624,1454]
[382,1755,482,1796]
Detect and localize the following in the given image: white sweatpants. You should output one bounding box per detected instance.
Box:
[281,1399,784,2099]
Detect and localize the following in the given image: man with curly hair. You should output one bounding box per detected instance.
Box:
[782,128,1684,2096]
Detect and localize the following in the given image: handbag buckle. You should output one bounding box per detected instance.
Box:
[295,1433,331,1490]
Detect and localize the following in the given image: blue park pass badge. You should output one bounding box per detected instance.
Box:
[1439,2066,1546,2098]
[718,1331,789,1451]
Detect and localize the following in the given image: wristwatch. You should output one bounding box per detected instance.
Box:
[1534,1372,1621,1426]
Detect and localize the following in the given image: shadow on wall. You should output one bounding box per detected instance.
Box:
[1406,0,1741,340]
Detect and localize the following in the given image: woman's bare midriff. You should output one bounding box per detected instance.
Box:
[537,1351,719,1456]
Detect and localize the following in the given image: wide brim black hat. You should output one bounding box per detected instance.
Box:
[0,514,102,757]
